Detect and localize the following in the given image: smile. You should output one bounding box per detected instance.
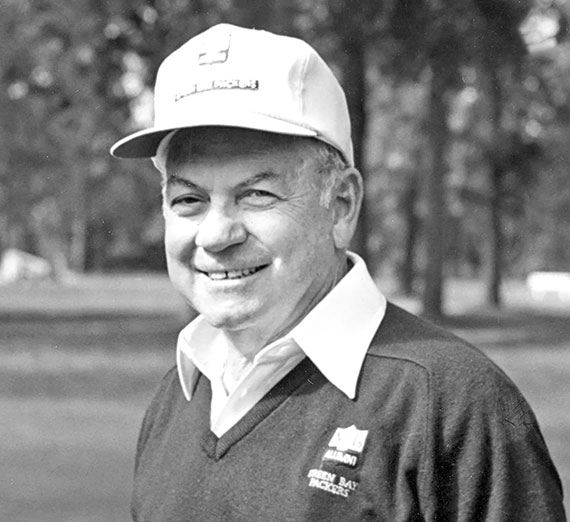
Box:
[198,265,267,281]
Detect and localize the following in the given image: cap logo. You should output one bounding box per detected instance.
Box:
[198,33,231,66]
[175,78,259,102]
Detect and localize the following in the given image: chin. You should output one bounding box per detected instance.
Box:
[198,305,259,331]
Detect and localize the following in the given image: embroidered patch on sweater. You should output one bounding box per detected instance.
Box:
[323,425,368,468]
[306,425,368,498]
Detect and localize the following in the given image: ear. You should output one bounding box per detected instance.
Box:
[331,167,363,250]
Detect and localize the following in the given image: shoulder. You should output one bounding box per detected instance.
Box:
[367,302,508,382]
[146,365,183,416]
[138,366,183,443]
[363,302,549,448]
[366,308,565,518]
[362,303,526,420]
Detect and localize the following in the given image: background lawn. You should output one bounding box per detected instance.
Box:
[1,274,568,521]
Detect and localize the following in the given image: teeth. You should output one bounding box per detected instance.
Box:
[205,266,262,280]
[208,272,228,280]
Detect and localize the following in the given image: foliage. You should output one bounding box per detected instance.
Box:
[1,0,570,316]
[1,0,158,273]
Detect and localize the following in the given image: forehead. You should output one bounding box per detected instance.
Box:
[166,127,315,174]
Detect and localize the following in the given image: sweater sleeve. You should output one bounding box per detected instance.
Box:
[420,351,565,521]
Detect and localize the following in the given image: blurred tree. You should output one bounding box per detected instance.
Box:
[2,0,570,303]
[384,0,533,318]
[516,23,570,273]
[444,0,569,303]
[477,0,537,307]
[0,0,76,277]
[1,0,120,275]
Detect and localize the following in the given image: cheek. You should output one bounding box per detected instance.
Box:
[164,217,198,261]
[271,220,334,274]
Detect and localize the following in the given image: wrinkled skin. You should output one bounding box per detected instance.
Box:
[163,129,362,356]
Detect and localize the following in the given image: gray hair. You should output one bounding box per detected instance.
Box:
[298,140,347,207]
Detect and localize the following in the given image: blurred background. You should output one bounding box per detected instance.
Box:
[1,0,569,520]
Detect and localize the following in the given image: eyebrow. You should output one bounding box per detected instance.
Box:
[165,174,200,190]
[165,170,283,191]
[235,170,282,190]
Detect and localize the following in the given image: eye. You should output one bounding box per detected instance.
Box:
[239,189,279,207]
[169,194,208,215]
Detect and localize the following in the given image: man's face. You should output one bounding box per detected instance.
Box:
[163,130,345,347]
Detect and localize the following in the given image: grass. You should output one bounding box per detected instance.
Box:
[2,397,144,522]
[1,274,569,521]
[0,274,186,522]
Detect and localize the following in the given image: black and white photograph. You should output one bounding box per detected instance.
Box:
[1,1,569,521]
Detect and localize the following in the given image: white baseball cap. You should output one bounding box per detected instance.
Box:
[110,23,354,169]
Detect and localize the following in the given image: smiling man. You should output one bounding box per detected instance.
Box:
[111,24,565,522]
[163,128,353,353]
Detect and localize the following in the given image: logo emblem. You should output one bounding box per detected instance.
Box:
[306,426,368,498]
[328,425,368,453]
[198,33,231,65]
[322,425,368,468]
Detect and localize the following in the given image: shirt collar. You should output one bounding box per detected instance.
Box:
[288,251,386,398]
[176,252,386,400]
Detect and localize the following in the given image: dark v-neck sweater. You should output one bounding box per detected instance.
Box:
[131,303,565,521]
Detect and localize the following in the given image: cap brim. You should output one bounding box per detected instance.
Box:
[110,112,318,159]
[110,128,172,158]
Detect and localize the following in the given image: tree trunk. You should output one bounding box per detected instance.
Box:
[485,66,503,307]
[30,198,72,281]
[421,65,449,320]
[64,147,88,273]
[399,172,419,295]
[486,166,502,306]
[342,31,369,263]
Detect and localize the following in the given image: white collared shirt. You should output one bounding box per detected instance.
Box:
[176,252,387,436]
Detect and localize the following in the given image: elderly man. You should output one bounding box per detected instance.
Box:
[111,24,565,522]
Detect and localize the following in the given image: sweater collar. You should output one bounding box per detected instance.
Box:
[176,252,386,400]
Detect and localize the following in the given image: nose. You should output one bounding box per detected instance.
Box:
[195,205,247,253]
